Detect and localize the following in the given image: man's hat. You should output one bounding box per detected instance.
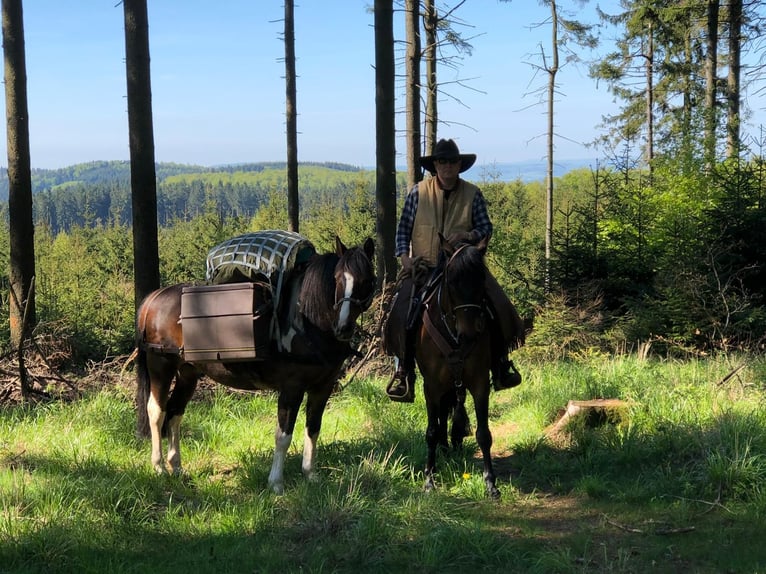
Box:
[419,138,477,174]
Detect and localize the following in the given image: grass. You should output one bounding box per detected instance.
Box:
[2,354,766,573]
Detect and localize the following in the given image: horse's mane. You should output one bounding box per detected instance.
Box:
[446,244,486,285]
[299,252,338,328]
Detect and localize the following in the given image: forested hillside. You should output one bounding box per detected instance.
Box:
[0,161,384,234]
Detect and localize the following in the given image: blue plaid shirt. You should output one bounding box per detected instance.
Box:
[395,179,493,257]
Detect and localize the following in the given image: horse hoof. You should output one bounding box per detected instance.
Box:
[269,481,285,495]
[487,486,501,500]
[304,471,318,483]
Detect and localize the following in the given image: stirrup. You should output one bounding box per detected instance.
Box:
[493,360,522,391]
[386,368,415,403]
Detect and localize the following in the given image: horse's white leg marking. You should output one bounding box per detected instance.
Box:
[302,427,318,481]
[166,414,184,475]
[280,326,297,353]
[147,394,166,473]
[336,271,355,328]
[268,426,293,495]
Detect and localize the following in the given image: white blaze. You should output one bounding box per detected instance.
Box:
[336,271,355,329]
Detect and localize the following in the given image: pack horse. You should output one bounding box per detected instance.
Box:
[134,231,375,493]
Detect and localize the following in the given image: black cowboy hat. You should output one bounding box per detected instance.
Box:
[419,138,477,174]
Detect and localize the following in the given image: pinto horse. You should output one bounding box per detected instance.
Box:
[134,236,375,494]
[416,234,501,499]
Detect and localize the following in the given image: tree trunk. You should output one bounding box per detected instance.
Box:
[123,0,160,310]
[404,0,422,190]
[644,23,654,174]
[726,0,742,159]
[3,0,35,397]
[423,0,437,155]
[374,0,397,287]
[284,0,299,232]
[704,0,719,167]
[544,0,559,293]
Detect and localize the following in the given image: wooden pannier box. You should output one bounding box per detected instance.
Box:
[180,282,273,362]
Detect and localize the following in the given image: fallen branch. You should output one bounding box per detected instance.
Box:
[604,515,696,536]
[716,363,746,386]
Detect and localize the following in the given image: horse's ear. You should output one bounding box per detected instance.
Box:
[335,236,347,255]
[438,232,456,257]
[363,237,375,260]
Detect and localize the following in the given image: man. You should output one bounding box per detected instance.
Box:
[383,138,524,403]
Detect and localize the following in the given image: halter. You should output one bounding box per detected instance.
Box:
[334,292,374,311]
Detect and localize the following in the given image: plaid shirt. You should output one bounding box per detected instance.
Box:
[395,179,493,257]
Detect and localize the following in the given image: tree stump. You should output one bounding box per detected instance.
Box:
[545,399,631,440]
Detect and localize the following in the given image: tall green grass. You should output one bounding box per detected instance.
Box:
[2,354,766,573]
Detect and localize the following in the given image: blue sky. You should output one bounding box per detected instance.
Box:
[1,1,763,171]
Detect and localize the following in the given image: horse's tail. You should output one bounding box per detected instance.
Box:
[135,344,151,439]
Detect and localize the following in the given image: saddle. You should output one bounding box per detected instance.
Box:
[381,257,442,359]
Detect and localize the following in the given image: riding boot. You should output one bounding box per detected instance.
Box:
[386,328,417,403]
[492,357,522,391]
[490,317,522,391]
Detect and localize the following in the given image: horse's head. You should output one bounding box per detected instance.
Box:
[332,236,376,341]
[439,233,489,344]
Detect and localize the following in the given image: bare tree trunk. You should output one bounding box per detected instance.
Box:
[726,0,742,159]
[704,0,719,167]
[374,0,397,287]
[123,0,160,310]
[284,0,299,232]
[2,0,35,397]
[544,0,559,293]
[423,0,437,155]
[405,0,422,190]
[644,24,654,174]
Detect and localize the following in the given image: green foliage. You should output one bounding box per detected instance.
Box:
[33,224,135,360]
[481,175,543,318]
[4,152,766,359]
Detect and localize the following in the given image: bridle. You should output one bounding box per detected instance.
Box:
[437,245,485,344]
[419,243,488,389]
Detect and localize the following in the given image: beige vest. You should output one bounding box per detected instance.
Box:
[411,177,478,265]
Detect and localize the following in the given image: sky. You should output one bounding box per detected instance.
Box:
[1,1,763,172]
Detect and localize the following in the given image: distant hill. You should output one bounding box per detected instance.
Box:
[0,160,368,200]
[0,157,595,200]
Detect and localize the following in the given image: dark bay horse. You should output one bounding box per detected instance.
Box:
[134,236,375,494]
[416,235,501,499]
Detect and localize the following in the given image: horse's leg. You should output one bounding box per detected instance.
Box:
[302,383,334,482]
[147,390,167,473]
[423,393,442,492]
[437,394,452,452]
[142,353,176,474]
[450,396,471,451]
[472,391,500,500]
[268,385,305,495]
[164,364,200,475]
